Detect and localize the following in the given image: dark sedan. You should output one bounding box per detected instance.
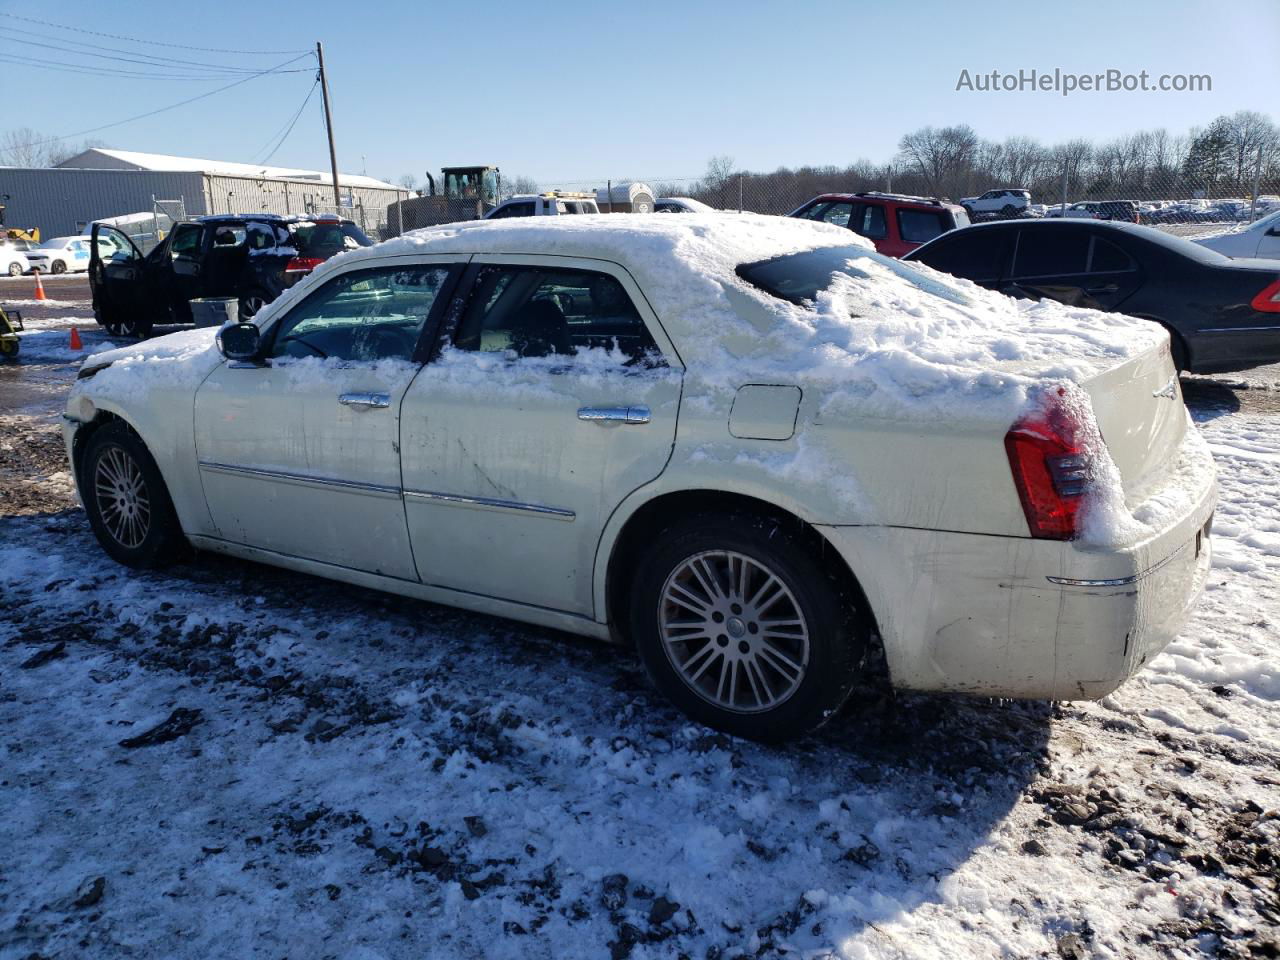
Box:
[902,220,1280,373]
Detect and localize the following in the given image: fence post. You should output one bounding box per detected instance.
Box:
[1250,144,1264,222]
[1060,167,1069,216]
[738,174,743,213]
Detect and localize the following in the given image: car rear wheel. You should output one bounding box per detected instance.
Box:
[7,262,20,277]
[51,259,67,275]
[629,514,866,742]
[1001,204,1018,218]
[82,421,186,568]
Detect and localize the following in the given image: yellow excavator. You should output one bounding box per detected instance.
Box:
[0,304,21,361]
[0,201,41,245]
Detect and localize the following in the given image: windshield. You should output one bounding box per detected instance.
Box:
[287,220,373,258]
[737,244,973,307]
[38,237,74,249]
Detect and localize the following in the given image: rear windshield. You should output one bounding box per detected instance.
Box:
[287,220,372,257]
[737,245,972,307]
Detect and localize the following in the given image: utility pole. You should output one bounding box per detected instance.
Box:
[316,41,341,207]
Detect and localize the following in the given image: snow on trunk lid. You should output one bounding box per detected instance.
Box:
[1080,337,1186,507]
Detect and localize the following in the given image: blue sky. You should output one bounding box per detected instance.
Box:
[2,0,1277,186]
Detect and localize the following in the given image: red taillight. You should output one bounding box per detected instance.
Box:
[285,256,324,274]
[1004,395,1094,540]
[1250,278,1280,313]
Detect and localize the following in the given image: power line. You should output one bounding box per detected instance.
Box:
[0,28,312,75]
[0,50,307,82]
[254,77,321,165]
[7,53,316,153]
[0,12,308,56]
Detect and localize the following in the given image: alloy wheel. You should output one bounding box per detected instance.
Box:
[93,444,151,548]
[658,550,811,714]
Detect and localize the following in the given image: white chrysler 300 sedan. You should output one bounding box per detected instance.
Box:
[63,215,1217,741]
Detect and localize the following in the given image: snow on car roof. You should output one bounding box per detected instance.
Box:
[268,213,1164,411]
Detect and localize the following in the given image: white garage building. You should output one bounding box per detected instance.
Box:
[0,148,409,240]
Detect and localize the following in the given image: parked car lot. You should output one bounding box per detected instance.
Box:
[88,213,372,338]
[789,192,969,257]
[1043,200,1140,222]
[63,215,1216,741]
[904,219,1280,373]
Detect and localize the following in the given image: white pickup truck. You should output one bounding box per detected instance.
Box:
[484,191,600,219]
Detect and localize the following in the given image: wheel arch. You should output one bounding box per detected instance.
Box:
[600,488,882,654]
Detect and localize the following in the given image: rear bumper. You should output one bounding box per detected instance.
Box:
[1188,326,1280,374]
[818,439,1217,700]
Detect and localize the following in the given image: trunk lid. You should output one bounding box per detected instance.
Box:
[1080,337,1186,505]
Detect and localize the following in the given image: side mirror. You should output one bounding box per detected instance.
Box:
[217,322,261,361]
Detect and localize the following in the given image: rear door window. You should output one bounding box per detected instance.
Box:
[897,209,948,244]
[1087,236,1136,273]
[913,231,1009,282]
[852,203,887,239]
[452,266,662,364]
[1013,230,1090,277]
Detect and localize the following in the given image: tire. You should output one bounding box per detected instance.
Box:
[1000,204,1018,219]
[51,259,67,275]
[7,261,20,277]
[124,311,153,340]
[629,514,867,742]
[239,290,269,322]
[1164,326,1189,372]
[81,421,186,569]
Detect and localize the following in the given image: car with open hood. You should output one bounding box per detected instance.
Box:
[63,214,1216,741]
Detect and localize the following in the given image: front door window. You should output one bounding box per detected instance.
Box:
[269,265,451,362]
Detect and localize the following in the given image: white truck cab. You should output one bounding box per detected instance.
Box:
[484,191,600,219]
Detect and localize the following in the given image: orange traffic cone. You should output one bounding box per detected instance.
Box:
[33,272,47,301]
[69,327,83,350]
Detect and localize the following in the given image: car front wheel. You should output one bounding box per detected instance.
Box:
[51,259,67,274]
[7,262,20,277]
[630,515,866,742]
[82,421,186,568]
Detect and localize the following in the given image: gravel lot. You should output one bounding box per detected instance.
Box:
[1,276,1278,959]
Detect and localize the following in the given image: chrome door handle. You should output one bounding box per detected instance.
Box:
[577,405,651,424]
[339,392,391,409]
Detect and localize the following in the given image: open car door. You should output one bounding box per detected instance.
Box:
[89,224,151,337]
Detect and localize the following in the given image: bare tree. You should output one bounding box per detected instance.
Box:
[0,128,55,167]
[896,125,979,197]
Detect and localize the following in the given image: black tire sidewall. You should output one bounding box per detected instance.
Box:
[51,260,67,274]
[629,515,863,742]
[81,422,184,568]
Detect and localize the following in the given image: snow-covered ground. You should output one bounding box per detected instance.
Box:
[1,386,1278,959]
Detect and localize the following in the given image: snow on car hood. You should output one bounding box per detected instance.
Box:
[77,327,222,404]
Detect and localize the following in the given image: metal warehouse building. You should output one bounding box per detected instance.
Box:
[0,148,410,240]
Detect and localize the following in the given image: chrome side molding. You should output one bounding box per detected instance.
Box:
[403,489,575,520]
[198,461,402,497]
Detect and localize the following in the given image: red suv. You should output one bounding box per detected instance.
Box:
[789,192,970,258]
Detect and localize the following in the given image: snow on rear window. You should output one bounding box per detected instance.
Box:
[737,245,971,307]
